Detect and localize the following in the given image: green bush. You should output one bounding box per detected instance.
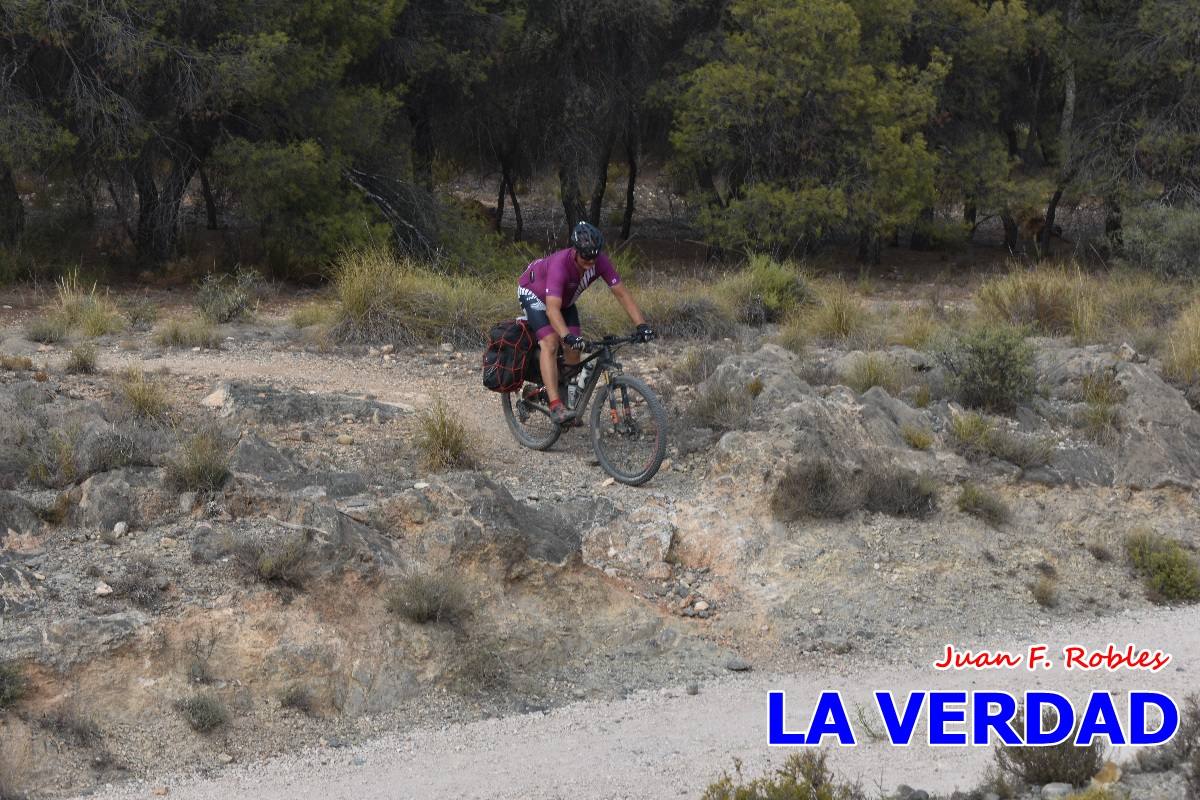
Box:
[771,460,858,520]
[938,325,1035,411]
[948,412,1053,468]
[957,483,1011,526]
[685,381,754,431]
[175,693,229,733]
[25,313,69,344]
[671,347,727,385]
[995,708,1105,786]
[1122,204,1200,278]
[387,571,471,625]
[65,343,97,374]
[1126,529,1200,604]
[715,254,813,325]
[153,315,222,349]
[415,399,476,471]
[195,271,262,323]
[0,662,25,710]
[165,428,231,493]
[331,245,510,346]
[229,532,313,588]
[702,751,865,800]
[860,463,937,518]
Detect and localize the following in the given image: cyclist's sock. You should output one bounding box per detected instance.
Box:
[549,398,564,412]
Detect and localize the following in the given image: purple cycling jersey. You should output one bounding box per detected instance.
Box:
[518,248,621,308]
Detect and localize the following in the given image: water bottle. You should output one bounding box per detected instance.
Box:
[567,382,578,409]
[576,362,593,390]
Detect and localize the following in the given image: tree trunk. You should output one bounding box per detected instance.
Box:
[621,130,638,241]
[558,164,585,232]
[495,174,507,232]
[964,202,978,238]
[910,207,936,250]
[0,162,24,248]
[588,131,615,225]
[507,176,523,243]
[199,166,219,230]
[1001,212,1020,253]
[135,156,198,266]
[1040,187,1064,260]
[857,228,881,265]
[1105,198,1122,249]
[1023,52,1047,167]
[410,98,435,192]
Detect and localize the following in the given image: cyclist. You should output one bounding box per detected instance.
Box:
[518,221,654,424]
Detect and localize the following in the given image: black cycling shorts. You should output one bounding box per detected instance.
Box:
[517,287,581,341]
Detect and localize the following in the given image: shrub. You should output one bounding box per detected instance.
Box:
[195,270,262,323]
[804,282,872,343]
[889,308,940,349]
[0,354,33,371]
[24,314,68,343]
[38,707,102,747]
[1031,576,1059,608]
[124,298,159,328]
[54,271,126,337]
[977,267,1093,337]
[715,254,813,325]
[948,412,1053,468]
[175,693,229,733]
[165,429,231,493]
[110,557,163,609]
[115,369,170,421]
[279,685,316,716]
[901,424,933,450]
[1122,204,1200,278]
[27,427,82,488]
[331,245,510,346]
[1087,543,1114,562]
[0,662,25,710]
[671,347,727,385]
[685,381,753,431]
[701,751,865,800]
[387,571,471,625]
[775,314,808,354]
[416,399,476,471]
[153,315,222,349]
[938,325,1035,411]
[65,343,97,374]
[843,353,907,394]
[1126,529,1200,604]
[771,460,858,520]
[861,464,937,518]
[289,302,336,329]
[995,708,1105,786]
[957,483,1011,526]
[229,532,313,588]
[1165,299,1200,384]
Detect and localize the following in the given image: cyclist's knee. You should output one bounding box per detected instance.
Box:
[541,333,561,353]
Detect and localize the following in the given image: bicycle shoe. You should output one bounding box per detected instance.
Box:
[548,404,574,426]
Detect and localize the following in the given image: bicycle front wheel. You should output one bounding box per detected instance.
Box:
[589,375,667,486]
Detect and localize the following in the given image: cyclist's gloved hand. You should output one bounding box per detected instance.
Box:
[635,323,655,343]
[563,333,586,351]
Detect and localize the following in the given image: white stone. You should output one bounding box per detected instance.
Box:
[693,601,710,612]
[201,387,227,408]
[113,521,128,537]
[95,581,113,596]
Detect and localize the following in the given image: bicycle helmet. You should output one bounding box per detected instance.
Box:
[570,221,604,260]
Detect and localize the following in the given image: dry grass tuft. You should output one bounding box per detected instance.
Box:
[114,368,171,421]
[956,483,1011,526]
[415,399,477,471]
[387,571,471,625]
[153,315,222,349]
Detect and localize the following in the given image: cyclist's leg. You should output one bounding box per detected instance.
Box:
[519,288,563,405]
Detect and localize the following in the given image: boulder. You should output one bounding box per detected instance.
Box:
[0,491,40,541]
[582,500,675,574]
[206,381,411,424]
[76,471,138,530]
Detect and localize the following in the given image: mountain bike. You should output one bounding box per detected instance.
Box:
[500,334,667,486]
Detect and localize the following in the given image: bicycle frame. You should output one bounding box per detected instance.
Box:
[521,335,636,420]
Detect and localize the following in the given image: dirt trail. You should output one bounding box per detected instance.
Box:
[77,604,1199,800]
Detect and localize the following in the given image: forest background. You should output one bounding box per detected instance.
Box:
[1,0,1198,282]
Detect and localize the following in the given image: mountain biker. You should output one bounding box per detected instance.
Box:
[517,221,654,424]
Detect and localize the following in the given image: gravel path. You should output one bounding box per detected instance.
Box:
[79,604,1199,800]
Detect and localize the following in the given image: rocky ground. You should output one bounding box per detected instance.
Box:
[1,290,1198,799]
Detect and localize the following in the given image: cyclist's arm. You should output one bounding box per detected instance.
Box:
[610,283,646,326]
[545,295,572,338]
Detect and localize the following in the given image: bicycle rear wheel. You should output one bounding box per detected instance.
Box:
[589,375,667,486]
[502,383,562,450]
